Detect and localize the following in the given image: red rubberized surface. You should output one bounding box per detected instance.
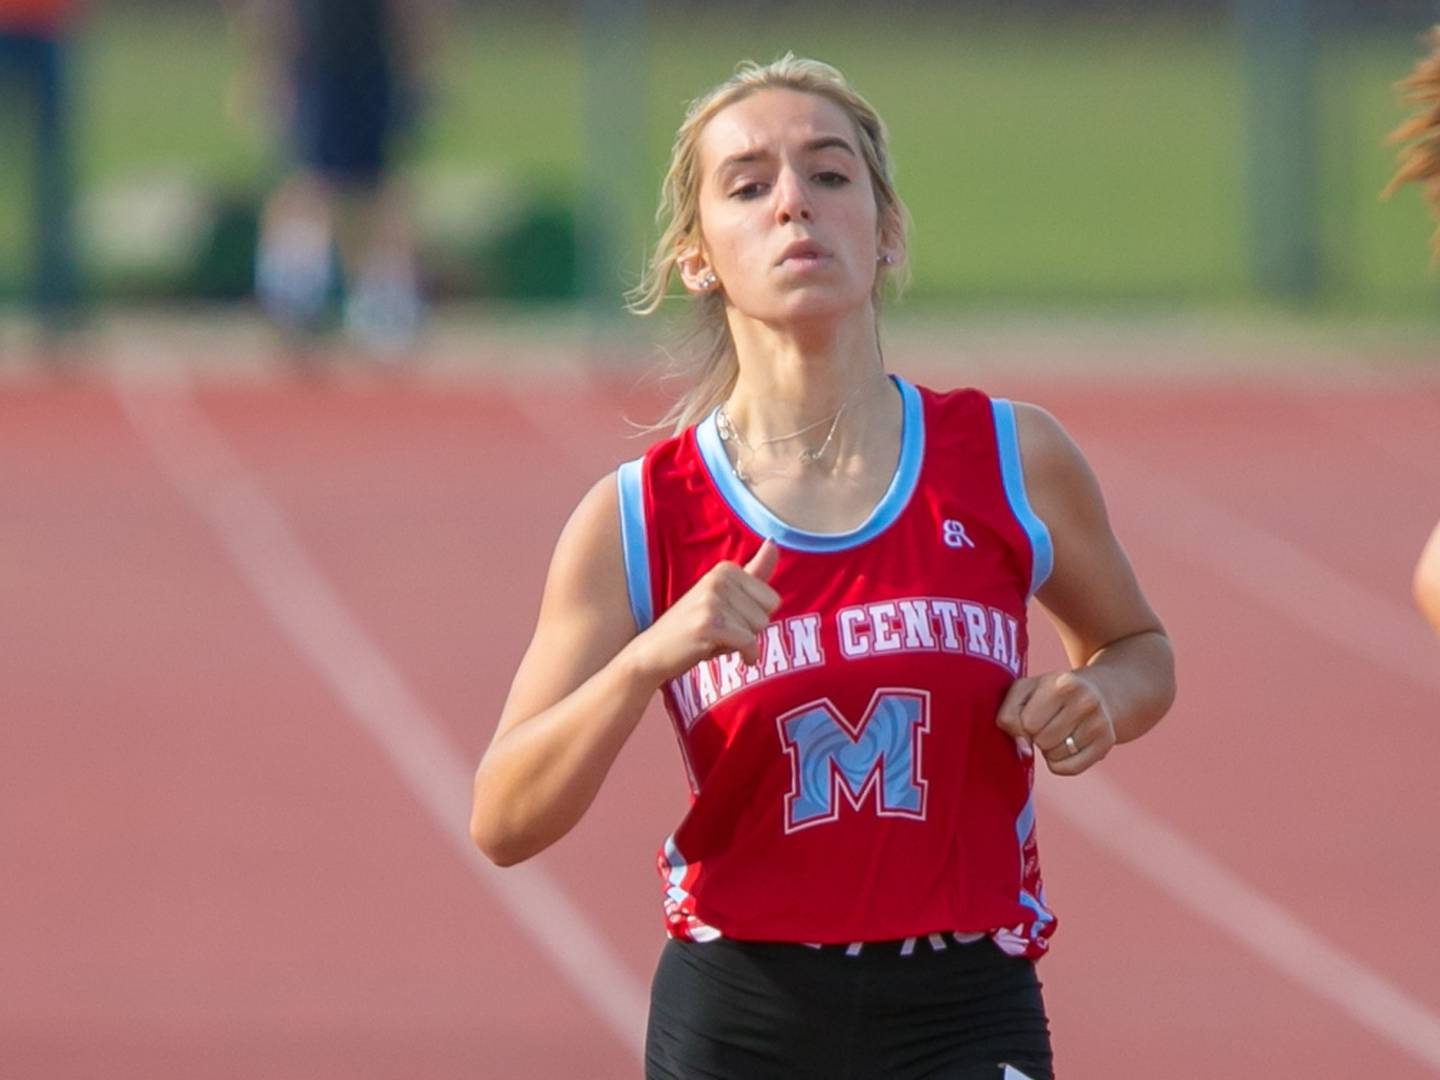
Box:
[4,363,1437,1078]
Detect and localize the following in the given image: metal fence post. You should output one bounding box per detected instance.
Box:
[1233,0,1322,301]
[578,0,648,319]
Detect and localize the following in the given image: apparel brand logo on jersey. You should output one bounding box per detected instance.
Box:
[778,690,930,832]
[942,519,975,549]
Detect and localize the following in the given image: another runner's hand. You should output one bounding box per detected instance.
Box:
[627,539,782,685]
[996,670,1117,777]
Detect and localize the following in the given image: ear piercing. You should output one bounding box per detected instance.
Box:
[877,253,896,266]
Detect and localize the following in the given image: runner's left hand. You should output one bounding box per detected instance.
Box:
[996,671,1117,776]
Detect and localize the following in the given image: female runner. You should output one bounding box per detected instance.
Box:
[472,55,1176,1079]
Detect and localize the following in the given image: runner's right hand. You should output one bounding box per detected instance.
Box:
[625,538,781,685]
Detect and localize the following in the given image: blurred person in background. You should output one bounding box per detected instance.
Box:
[0,0,84,348]
[227,0,448,357]
[1383,23,1440,637]
[472,55,1176,1080]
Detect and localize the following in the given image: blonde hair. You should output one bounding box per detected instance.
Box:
[627,54,910,434]
[1383,26,1440,261]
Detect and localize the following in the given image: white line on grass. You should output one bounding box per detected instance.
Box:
[1051,447,1440,1071]
[113,372,649,1060]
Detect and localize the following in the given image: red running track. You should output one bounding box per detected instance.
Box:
[3,358,1438,1078]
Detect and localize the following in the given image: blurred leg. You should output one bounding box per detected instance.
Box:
[0,31,81,334]
[32,33,82,331]
[336,177,423,352]
[254,170,336,333]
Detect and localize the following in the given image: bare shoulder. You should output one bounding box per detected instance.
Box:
[1416,521,1440,632]
[542,471,628,615]
[492,471,635,740]
[1009,400,1106,528]
[1009,403,1164,660]
[1417,520,1440,578]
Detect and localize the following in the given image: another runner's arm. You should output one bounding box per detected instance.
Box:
[471,475,779,866]
[1415,521,1440,637]
[996,404,1175,776]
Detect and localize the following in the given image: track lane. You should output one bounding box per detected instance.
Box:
[6,365,1439,1078]
[195,372,1440,1075]
[2,383,641,1079]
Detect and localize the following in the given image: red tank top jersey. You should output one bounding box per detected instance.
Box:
[615,377,1057,960]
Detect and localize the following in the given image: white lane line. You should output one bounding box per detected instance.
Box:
[1051,446,1440,1071]
[1297,390,1440,486]
[113,373,649,1059]
[1039,775,1440,1072]
[1090,445,1440,695]
[495,369,646,473]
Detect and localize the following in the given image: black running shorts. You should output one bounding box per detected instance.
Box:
[645,934,1054,1080]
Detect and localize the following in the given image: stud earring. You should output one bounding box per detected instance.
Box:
[877,253,896,266]
[699,271,718,289]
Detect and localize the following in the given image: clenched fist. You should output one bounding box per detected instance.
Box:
[628,538,782,687]
[996,670,1117,776]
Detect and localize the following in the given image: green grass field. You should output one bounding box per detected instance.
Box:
[1,6,1436,315]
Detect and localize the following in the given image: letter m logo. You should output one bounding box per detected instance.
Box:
[777,689,930,833]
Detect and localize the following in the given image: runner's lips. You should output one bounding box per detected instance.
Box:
[777,241,830,266]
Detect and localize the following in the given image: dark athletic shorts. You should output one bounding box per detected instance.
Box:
[645,935,1054,1080]
[290,66,405,188]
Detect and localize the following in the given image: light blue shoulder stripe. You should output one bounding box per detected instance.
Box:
[615,458,653,631]
[992,399,1054,597]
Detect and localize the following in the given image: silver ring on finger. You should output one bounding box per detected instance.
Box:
[1064,734,1081,757]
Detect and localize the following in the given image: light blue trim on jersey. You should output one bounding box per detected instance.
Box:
[695,375,924,553]
[1015,786,1036,846]
[616,457,653,632]
[663,833,723,941]
[1014,786,1054,935]
[992,399,1054,597]
[1019,888,1055,926]
[663,834,690,905]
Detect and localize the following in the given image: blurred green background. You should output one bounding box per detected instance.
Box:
[1,1,1437,319]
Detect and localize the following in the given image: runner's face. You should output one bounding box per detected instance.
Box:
[690,89,882,325]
